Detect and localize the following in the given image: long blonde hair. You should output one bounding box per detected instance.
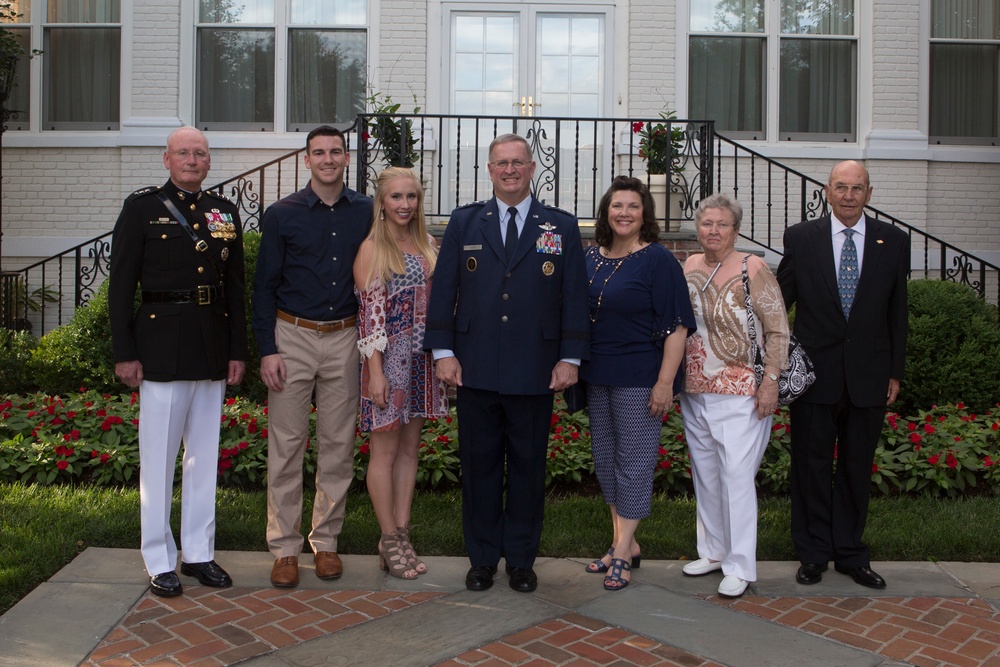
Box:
[361,167,437,289]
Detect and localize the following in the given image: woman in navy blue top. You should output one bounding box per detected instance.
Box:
[581,176,696,591]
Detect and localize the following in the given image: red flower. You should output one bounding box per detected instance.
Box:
[100,453,111,464]
[914,444,921,451]
[436,434,450,444]
[632,121,644,133]
[240,413,251,421]
[57,460,69,470]
[946,453,958,469]
[96,408,107,417]
[956,402,965,409]
[658,460,671,469]
[992,422,999,431]
[984,456,994,467]
[362,130,371,142]
[67,411,77,419]
[907,422,917,432]
[954,436,962,442]
[85,401,93,407]
[924,415,932,423]
[923,424,935,434]
[554,425,563,435]
[928,454,940,465]
[91,450,100,458]
[887,414,898,430]
[261,428,268,438]
[130,392,138,405]
[446,417,453,424]
[226,397,236,405]
[247,421,258,434]
[570,431,580,440]
[359,442,370,455]
[871,463,879,473]
[238,441,249,450]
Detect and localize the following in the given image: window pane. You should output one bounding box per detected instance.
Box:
[779,38,855,138]
[287,29,365,129]
[291,0,365,25]
[689,36,765,134]
[691,0,764,32]
[3,0,29,22]
[197,28,275,128]
[49,0,119,23]
[781,0,854,35]
[930,43,999,141]
[4,28,30,130]
[199,0,273,23]
[44,27,120,128]
[932,0,1000,39]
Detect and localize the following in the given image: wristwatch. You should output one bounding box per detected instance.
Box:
[765,372,778,382]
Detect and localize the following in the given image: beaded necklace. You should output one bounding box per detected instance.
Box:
[588,242,642,323]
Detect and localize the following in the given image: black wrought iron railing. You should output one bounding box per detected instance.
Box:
[4,113,998,334]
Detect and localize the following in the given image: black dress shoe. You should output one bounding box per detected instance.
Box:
[796,562,828,585]
[835,564,886,589]
[465,565,497,591]
[149,571,183,597]
[505,565,537,593]
[180,560,233,588]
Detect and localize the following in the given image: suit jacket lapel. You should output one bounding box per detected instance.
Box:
[480,200,505,261]
[811,216,840,307]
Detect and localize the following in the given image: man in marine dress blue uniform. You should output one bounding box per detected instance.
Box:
[109,126,247,597]
[424,133,589,593]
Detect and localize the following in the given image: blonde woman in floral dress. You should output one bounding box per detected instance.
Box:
[354,168,448,579]
[680,193,789,598]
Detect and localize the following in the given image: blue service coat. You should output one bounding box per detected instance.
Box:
[424,196,590,395]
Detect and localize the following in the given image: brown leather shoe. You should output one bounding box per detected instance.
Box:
[314,551,343,580]
[271,556,299,588]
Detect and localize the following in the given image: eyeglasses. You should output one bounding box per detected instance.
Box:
[491,159,531,170]
[169,150,210,161]
[831,184,868,196]
[698,221,735,231]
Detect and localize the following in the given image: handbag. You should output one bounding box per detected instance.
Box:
[741,257,816,406]
[563,380,588,413]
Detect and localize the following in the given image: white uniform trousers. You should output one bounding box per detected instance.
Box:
[138,379,225,576]
[680,392,771,582]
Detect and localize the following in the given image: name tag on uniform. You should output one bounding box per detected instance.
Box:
[150,218,177,225]
[463,244,483,251]
[536,231,563,255]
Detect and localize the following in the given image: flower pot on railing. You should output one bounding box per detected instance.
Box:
[645,173,683,232]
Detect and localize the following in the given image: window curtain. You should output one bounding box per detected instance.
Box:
[930,43,998,139]
[689,36,765,135]
[45,27,120,126]
[197,29,275,127]
[779,39,854,137]
[287,29,366,128]
[780,0,854,35]
[931,0,999,39]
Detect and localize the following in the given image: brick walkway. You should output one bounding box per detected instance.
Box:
[706,595,1000,667]
[82,588,446,666]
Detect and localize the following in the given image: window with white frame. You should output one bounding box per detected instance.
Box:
[930,0,999,145]
[688,0,857,142]
[1,0,121,131]
[1,1,31,131]
[196,0,367,132]
[44,0,121,130]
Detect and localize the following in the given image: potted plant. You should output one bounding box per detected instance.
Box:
[632,110,686,229]
[364,89,421,168]
[1,274,59,332]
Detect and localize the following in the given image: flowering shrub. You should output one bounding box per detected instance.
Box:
[631,110,685,175]
[3,392,999,497]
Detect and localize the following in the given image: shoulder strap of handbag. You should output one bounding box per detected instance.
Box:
[741,255,761,351]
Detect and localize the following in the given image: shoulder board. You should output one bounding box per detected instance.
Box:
[455,200,489,210]
[541,203,574,217]
[126,186,160,201]
[204,189,234,204]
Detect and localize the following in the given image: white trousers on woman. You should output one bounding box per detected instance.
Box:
[680,392,771,581]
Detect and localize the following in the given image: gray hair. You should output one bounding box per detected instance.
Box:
[488,133,531,160]
[694,193,743,231]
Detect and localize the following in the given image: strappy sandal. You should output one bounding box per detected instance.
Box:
[378,532,418,579]
[603,558,631,591]
[586,547,615,573]
[397,525,427,575]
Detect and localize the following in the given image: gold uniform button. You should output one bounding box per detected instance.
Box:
[190,204,196,211]
[197,266,204,273]
[161,234,167,239]
[193,222,200,229]
[150,314,156,319]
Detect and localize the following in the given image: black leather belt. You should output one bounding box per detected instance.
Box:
[142,285,225,305]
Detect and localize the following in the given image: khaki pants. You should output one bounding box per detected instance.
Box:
[266,318,359,557]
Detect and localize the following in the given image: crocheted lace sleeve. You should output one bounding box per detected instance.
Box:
[355,282,388,359]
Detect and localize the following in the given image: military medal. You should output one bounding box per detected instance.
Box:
[542,261,555,276]
[221,247,230,261]
[539,221,556,231]
[467,257,477,272]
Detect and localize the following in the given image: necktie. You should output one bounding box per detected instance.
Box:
[838,228,858,316]
[505,207,518,262]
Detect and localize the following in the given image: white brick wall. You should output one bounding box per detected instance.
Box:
[628,0,677,115]
[131,1,182,116]
[871,0,921,131]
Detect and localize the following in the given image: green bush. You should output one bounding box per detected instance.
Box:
[240,231,266,403]
[0,329,38,393]
[900,280,1000,414]
[30,282,120,394]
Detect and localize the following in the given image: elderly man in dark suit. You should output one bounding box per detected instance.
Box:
[110,126,247,597]
[425,133,590,593]
[777,160,908,590]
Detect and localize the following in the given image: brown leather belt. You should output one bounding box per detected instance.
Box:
[276,309,357,333]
